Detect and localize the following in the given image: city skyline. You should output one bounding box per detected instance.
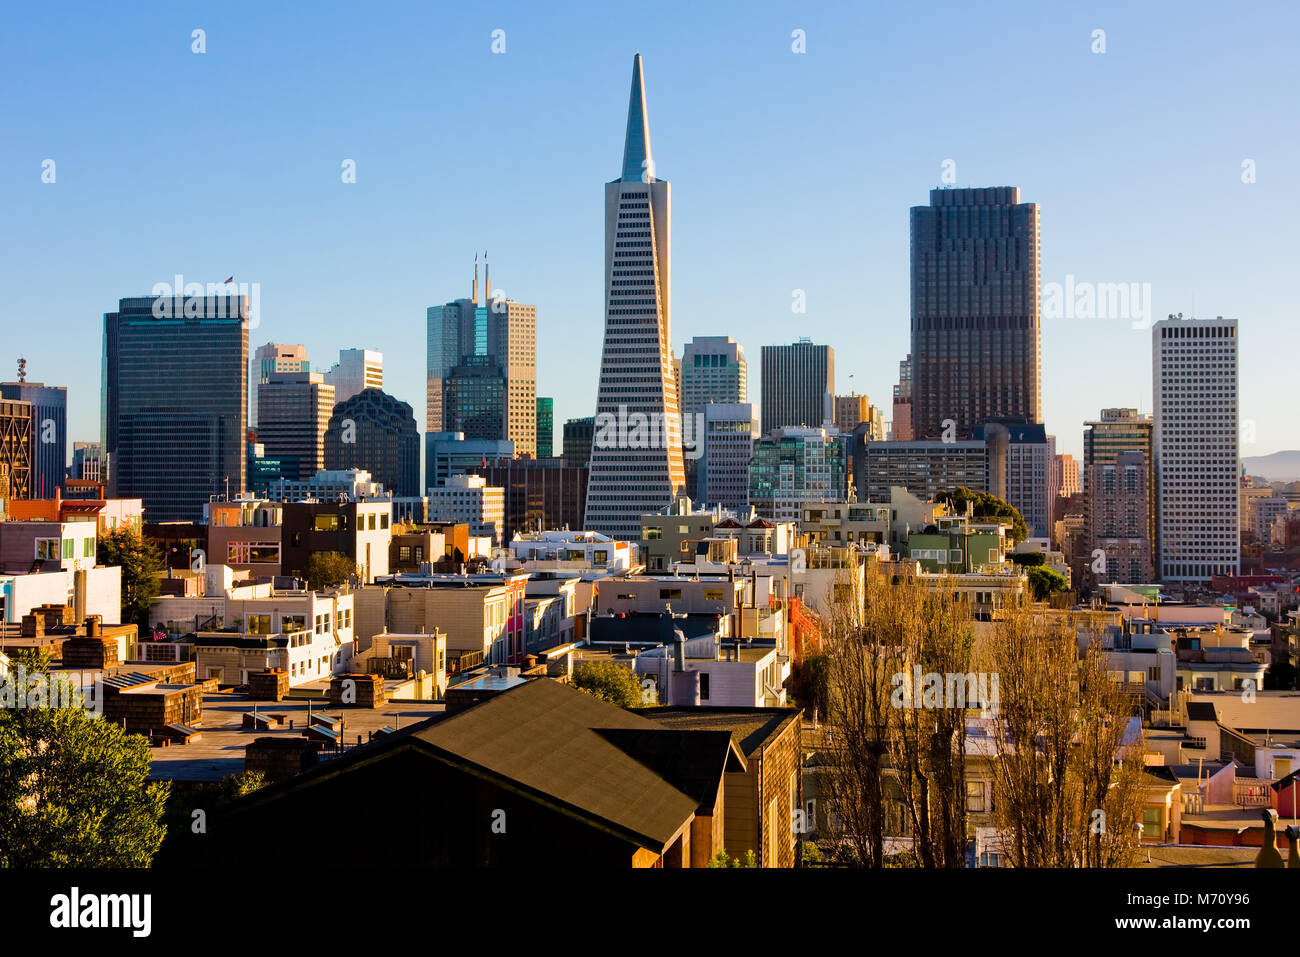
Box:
[4,2,1298,467]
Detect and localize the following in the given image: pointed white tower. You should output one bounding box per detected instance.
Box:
[584,55,685,540]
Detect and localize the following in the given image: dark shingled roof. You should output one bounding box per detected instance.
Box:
[632,706,800,758]
[221,679,739,851]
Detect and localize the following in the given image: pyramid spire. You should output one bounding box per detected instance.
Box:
[620,54,653,182]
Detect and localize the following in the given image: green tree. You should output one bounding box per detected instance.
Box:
[305,551,358,590]
[572,660,651,709]
[1009,551,1046,567]
[936,487,1029,543]
[1026,565,1069,601]
[96,525,163,628]
[0,657,169,867]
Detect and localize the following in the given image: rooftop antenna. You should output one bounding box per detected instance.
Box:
[16,358,26,383]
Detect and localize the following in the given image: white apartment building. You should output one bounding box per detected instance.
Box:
[426,474,504,546]
[1152,317,1239,581]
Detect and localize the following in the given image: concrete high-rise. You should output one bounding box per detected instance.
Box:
[680,336,746,414]
[0,380,66,497]
[103,295,248,520]
[910,187,1041,439]
[833,394,870,435]
[698,402,758,511]
[1083,407,1154,551]
[323,348,383,405]
[584,55,685,540]
[250,343,309,428]
[760,340,834,434]
[1152,316,1239,581]
[256,371,335,480]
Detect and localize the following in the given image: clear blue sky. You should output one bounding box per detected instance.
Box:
[3,0,1296,463]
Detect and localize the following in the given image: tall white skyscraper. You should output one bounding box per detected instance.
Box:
[584,55,685,539]
[324,348,383,405]
[1152,316,1239,582]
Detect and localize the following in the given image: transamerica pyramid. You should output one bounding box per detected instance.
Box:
[583,54,686,540]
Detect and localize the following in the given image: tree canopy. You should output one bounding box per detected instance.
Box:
[0,653,169,867]
[572,660,652,709]
[1026,565,1069,601]
[935,487,1029,542]
[96,525,163,628]
[305,551,358,590]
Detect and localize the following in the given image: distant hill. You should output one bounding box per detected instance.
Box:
[1243,450,1300,482]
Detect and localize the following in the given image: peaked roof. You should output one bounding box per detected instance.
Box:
[621,54,653,182]
[220,678,730,852]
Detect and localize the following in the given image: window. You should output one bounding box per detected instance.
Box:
[1142,807,1162,839]
[699,672,710,701]
[246,614,271,635]
[62,538,74,559]
[659,588,682,600]
[368,513,377,531]
[380,514,389,529]
[966,781,985,812]
[314,514,340,532]
[645,528,661,540]
[83,537,94,558]
[35,538,59,560]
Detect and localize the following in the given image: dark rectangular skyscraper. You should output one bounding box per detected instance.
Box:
[759,340,834,435]
[103,295,248,520]
[910,187,1041,440]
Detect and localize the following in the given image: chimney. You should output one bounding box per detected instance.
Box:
[674,633,686,673]
[73,568,87,623]
[85,615,102,639]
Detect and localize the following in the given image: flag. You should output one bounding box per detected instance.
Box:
[223,276,234,284]
[481,455,486,467]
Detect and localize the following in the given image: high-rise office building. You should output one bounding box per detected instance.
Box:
[103,295,248,520]
[760,340,834,435]
[426,260,537,456]
[0,399,33,501]
[1086,450,1153,585]
[891,355,913,441]
[749,426,847,522]
[536,397,554,458]
[1152,316,1239,581]
[250,343,310,428]
[324,388,419,497]
[444,355,507,441]
[323,348,383,405]
[910,187,1041,440]
[563,417,595,469]
[680,336,746,492]
[833,394,870,435]
[680,336,747,413]
[859,439,988,504]
[698,402,758,511]
[466,457,588,541]
[584,55,685,540]
[1084,408,1155,554]
[0,380,66,497]
[256,371,335,480]
[70,441,102,483]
